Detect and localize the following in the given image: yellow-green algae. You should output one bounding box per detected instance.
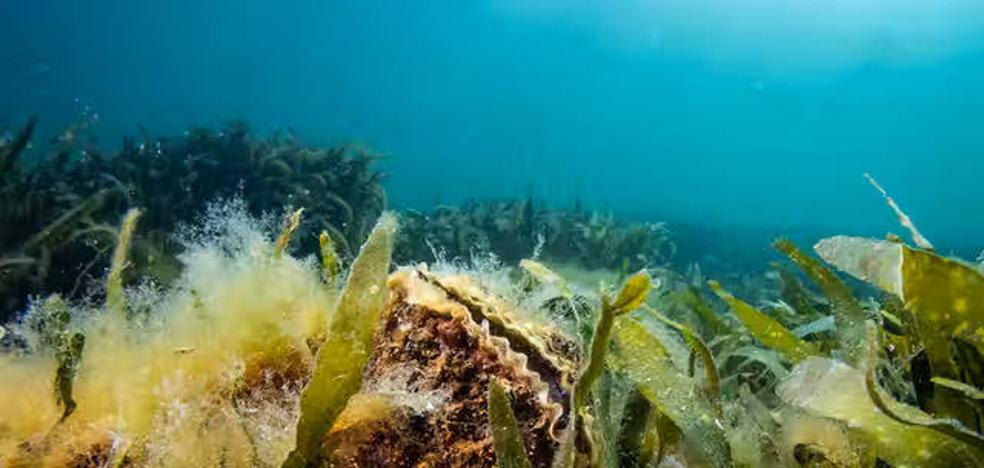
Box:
[773,239,867,365]
[614,388,659,467]
[2,180,984,468]
[273,208,305,260]
[106,208,141,320]
[642,303,722,415]
[611,318,732,467]
[283,212,396,468]
[815,235,984,424]
[862,322,984,449]
[520,258,574,298]
[708,279,821,364]
[932,376,984,401]
[779,355,984,467]
[319,230,341,283]
[489,379,534,468]
[574,270,652,414]
[682,285,731,338]
[0,201,334,465]
[567,270,652,467]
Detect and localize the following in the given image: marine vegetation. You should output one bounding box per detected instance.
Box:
[0,118,385,322]
[1,169,983,467]
[395,199,675,271]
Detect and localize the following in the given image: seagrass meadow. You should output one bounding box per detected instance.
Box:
[1,118,984,467]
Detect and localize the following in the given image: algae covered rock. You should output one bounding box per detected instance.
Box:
[321,267,580,467]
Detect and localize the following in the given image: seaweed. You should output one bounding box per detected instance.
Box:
[26,294,86,423]
[0,200,332,465]
[284,212,396,468]
[642,304,722,414]
[549,418,577,468]
[0,120,385,322]
[395,201,674,271]
[273,208,304,260]
[489,379,534,468]
[521,259,573,298]
[574,271,652,413]
[106,208,140,319]
[773,239,867,365]
[708,279,821,364]
[319,230,341,283]
[611,318,732,467]
[683,285,731,339]
[864,173,934,250]
[862,322,984,447]
[815,235,984,425]
[53,332,84,422]
[2,125,984,467]
[564,271,651,466]
[772,263,824,328]
[779,356,984,466]
[932,377,984,401]
[0,116,38,173]
[614,388,658,467]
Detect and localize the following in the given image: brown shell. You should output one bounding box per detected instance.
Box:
[322,266,580,467]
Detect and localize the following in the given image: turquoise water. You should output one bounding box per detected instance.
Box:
[3,0,983,249]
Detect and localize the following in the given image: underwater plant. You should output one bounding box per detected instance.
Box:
[0,117,116,320]
[395,199,675,272]
[285,212,396,467]
[0,195,670,467]
[0,118,385,323]
[1,164,983,467]
[0,200,337,466]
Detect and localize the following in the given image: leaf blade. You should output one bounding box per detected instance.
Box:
[708,280,820,364]
[283,212,397,468]
[488,379,533,468]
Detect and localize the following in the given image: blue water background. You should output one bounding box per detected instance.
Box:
[3,0,983,258]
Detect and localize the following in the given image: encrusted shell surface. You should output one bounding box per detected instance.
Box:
[323,266,580,467]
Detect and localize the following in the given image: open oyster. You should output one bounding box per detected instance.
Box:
[322,266,581,467]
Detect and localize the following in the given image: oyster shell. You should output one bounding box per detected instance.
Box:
[323,266,580,467]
